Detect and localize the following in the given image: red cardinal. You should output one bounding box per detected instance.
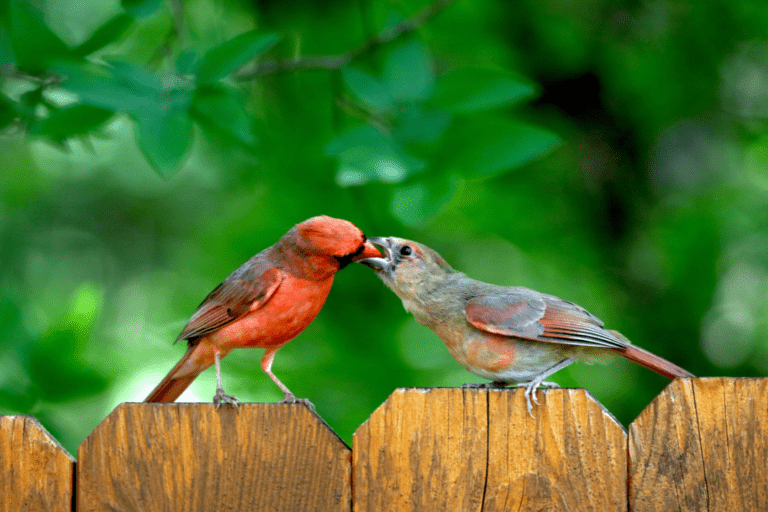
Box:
[360,237,694,414]
[144,216,380,407]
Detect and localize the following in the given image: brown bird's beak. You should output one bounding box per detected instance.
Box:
[356,237,392,271]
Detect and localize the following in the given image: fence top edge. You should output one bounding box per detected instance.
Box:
[0,414,75,461]
[86,402,351,450]
[354,387,629,436]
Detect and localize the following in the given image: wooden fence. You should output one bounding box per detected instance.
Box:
[1,378,766,511]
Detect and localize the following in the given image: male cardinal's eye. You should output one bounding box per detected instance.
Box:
[399,245,413,256]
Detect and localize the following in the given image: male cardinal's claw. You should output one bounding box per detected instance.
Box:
[213,392,240,408]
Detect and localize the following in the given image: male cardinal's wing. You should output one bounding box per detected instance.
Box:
[175,266,284,342]
[465,288,627,349]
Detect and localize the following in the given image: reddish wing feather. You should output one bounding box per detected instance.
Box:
[176,266,284,341]
[466,291,626,349]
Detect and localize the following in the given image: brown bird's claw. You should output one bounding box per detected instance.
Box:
[518,380,559,418]
[280,393,315,411]
[213,391,240,408]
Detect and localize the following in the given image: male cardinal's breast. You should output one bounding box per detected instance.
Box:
[209,276,335,350]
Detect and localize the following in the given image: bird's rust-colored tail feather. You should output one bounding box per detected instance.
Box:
[620,344,694,379]
[144,345,205,403]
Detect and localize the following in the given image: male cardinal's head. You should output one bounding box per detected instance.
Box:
[293,216,380,269]
[359,237,455,295]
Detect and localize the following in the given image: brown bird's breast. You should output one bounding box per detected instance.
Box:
[207,275,335,350]
[433,320,582,383]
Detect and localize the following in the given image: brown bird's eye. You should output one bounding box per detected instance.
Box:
[400,245,413,256]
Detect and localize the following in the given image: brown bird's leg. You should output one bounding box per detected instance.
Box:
[213,350,240,408]
[516,358,574,417]
[261,347,314,410]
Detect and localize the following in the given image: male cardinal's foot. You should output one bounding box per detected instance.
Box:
[213,390,240,408]
[280,393,315,411]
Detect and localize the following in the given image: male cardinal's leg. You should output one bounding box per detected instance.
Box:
[518,358,574,417]
[260,347,314,410]
[213,350,240,408]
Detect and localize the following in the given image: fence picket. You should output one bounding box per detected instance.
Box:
[0,415,74,512]
[353,387,626,511]
[629,378,768,511]
[76,403,351,511]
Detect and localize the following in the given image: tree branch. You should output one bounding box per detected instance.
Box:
[235,0,454,79]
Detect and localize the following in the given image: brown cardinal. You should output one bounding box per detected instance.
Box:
[144,216,380,407]
[360,237,694,414]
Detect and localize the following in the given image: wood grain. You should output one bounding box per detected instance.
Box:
[353,387,626,512]
[629,377,768,511]
[487,387,627,511]
[77,403,351,512]
[353,388,488,511]
[0,415,75,512]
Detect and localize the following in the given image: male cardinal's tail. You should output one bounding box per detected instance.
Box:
[144,344,208,402]
[618,343,694,379]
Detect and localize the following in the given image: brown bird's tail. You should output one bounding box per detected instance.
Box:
[144,344,210,402]
[615,342,694,380]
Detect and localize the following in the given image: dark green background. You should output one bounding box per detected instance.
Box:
[1,0,766,455]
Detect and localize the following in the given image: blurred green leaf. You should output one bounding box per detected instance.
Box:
[431,68,536,113]
[391,174,463,226]
[383,39,434,102]
[121,0,161,18]
[109,61,161,95]
[442,115,561,178]
[177,50,199,75]
[192,86,256,145]
[326,125,425,186]
[18,87,42,118]
[197,31,280,84]
[9,0,71,72]
[72,13,133,57]
[32,104,114,142]
[342,67,394,113]
[27,283,108,402]
[0,93,17,130]
[392,105,451,145]
[29,329,109,401]
[55,60,157,113]
[135,105,194,177]
[0,387,35,414]
[0,28,14,66]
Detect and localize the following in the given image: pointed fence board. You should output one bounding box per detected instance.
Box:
[77,403,351,512]
[629,377,768,511]
[353,387,627,512]
[0,415,75,512]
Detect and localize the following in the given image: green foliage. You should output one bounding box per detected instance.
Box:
[8,0,71,72]
[196,31,280,84]
[1,0,766,456]
[72,14,134,58]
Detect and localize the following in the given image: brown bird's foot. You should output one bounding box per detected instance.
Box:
[213,390,240,408]
[279,393,316,411]
[517,380,559,417]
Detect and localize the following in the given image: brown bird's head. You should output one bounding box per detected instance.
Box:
[292,216,380,271]
[358,237,455,297]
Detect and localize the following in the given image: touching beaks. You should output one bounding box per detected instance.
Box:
[352,239,384,262]
[356,237,392,271]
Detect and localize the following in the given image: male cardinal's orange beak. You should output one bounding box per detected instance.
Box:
[352,239,383,262]
[355,237,392,271]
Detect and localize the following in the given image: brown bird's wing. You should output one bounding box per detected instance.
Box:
[465,289,627,349]
[175,265,284,342]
